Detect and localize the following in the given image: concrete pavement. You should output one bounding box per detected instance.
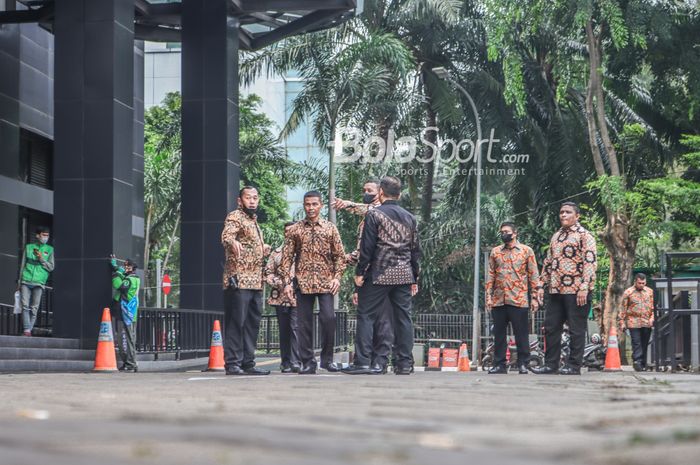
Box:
[0,370,698,465]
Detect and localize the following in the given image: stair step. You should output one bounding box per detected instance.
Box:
[0,335,80,350]
[0,347,94,361]
[0,359,95,373]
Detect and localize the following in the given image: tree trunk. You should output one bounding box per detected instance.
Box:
[143,205,153,306]
[585,20,637,341]
[600,212,637,344]
[162,212,180,273]
[421,106,437,223]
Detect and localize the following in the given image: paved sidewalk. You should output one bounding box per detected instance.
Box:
[1,370,698,465]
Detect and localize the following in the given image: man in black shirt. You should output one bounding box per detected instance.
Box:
[343,176,420,375]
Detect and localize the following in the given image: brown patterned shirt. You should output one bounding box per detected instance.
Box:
[540,223,597,295]
[221,208,265,290]
[264,246,297,307]
[485,241,541,308]
[619,285,654,328]
[280,218,346,294]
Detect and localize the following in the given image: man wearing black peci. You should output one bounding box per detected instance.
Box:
[343,176,420,375]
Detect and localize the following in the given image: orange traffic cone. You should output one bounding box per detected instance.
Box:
[458,343,471,372]
[207,320,225,372]
[604,326,622,372]
[93,308,117,372]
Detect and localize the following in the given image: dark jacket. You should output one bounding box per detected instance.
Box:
[356,200,420,286]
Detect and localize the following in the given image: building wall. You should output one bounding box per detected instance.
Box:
[0,7,55,305]
[143,44,325,220]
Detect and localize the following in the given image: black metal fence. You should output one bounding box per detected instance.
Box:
[652,252,700,372]
[0,287,54,336]
[136,307,224,357]
[136,308,351,358]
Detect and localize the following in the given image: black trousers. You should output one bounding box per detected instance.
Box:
[629,327,652,367]
[371,298,394,367]
[296,292,335,367]
[275,305,300,367]
[544,293,590,369]
[224,287,263,370]
[356,282,413,368]
[491,305,530,367]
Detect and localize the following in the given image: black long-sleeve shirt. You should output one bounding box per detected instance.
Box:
[355,200,420,285]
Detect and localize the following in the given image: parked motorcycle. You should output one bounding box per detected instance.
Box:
[481,338,545,371]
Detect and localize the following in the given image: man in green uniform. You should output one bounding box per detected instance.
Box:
[18,226,54,336]
[110,256,141,372]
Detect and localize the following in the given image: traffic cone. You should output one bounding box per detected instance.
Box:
[206,320,225,372]
[93,308,117,372]
[604,326,622,372]
[458,343,471,372]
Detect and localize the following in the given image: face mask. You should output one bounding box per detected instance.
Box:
[362,193,376,204]
[39,237,49,244]
[500,232,513,243]
[243,207,257,217]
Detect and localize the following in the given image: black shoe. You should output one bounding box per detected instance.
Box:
[244,367,270,375]
[633,362,643,372]
[488,365,508,374]
[370,364,387,375]
[518,364,528,374]
[394,366,412,375]
[123,366,138,373]
[321,362,342,372]
[341,365,371,375]
[291,364,301,373]
[225,366,245,375]
[299,364,317,375]
[560,366,581,375]
[530,365,559,375]
[280,364,293,373]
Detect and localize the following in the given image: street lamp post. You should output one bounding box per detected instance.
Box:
[432,67,483,368]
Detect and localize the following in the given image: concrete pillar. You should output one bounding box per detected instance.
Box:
[180,0,240,310]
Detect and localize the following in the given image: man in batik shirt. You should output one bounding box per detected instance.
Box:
[485,222,540,374]
[533,201,597,375]
[264,221,301,373]
[280,191,346,374]
[334,179,395,374]
[221,186,271,376]
[619,273,655,371]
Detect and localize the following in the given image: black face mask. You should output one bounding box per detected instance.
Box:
[500,232,514,243]
[362,193,377,204]
[243,207,257,217]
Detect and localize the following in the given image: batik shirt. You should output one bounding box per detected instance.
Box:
[540,223,597,295]
[485,241,540,308]
[264,246,297,307]
[344,202,374,266]
[356,200,420,286]
[619,285,654,328]
[280,218,346,294]
[221,208,265,290]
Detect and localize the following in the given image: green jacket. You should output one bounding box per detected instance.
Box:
[112,270,140,303]
[20,242,54,286]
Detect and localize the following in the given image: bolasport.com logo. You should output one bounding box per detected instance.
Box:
[331,127,529,177]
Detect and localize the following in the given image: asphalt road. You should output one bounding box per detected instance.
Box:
[1,370,699,465]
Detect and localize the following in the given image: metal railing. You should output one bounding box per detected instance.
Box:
[136,307,351,358]
[136,307,224,358]
[0,287,54,336]
[653,252,700,372]
[254,311,350,353]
